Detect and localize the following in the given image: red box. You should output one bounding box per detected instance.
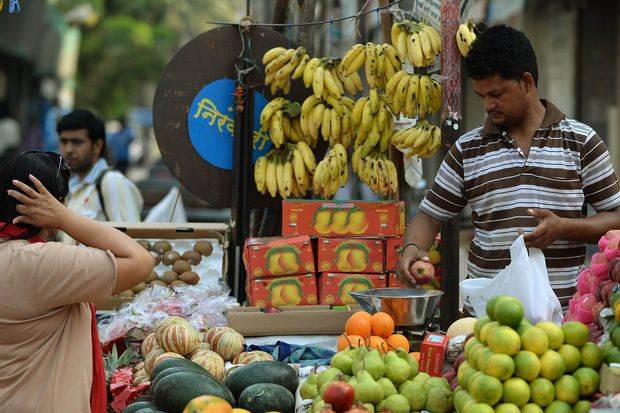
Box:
[243,236,315,279]
[246,274,318,307]
[419,332,448,377]
[318,273,387,306]
[282,200,405,237]
[385,237,403,271]
[318,237,384,274]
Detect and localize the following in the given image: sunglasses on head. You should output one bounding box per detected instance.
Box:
[23,150,71,178]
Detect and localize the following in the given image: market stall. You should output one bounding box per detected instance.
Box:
[99,1,620,412]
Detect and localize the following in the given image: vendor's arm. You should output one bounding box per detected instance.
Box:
[397,141,467,285]
[525,132,620,248]
[9,175,154,294]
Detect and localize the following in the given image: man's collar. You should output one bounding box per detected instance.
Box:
[482,99,566,137]
[69,158,109,192]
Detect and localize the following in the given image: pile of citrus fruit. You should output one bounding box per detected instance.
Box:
[456,295,603,413]
[339,311,412,355]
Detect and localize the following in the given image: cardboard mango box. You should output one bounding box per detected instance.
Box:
[246,273,318,307]
[226,306,360,336]
[243,235,315,279]
[319,273,387,306]
[385,236,403,271]
[318,237,384,274]
[282,200,405,237]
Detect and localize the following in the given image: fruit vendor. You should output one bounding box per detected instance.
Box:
[0,152,154,411]
[397,25,620,311]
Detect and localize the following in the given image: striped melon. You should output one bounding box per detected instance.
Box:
[144,348,166,376]
[191,349,226,382]
[141,332,159,356]
[232,350,275,365]
[159,323,200,356]
[210,329,245,361]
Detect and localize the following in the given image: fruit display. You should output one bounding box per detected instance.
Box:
[312,144,350,198]
[351,147,399,197]
[319,273,386,306]
[246,273,318,307]
[390,20,441,68]
[300,95,356,147]
[390,120,442,159]
[385,72,442,120]
[305,311,453,413]
[318,238,384,274]
[258,98,303,148]
[454,295,602,413]
[339,42,402,88]
[350,91,394,153]
[243,235,315,278]
[263,46,309,95]
[455,21,477,57]
[254,142,316,199]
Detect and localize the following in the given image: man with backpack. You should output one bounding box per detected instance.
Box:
[58,109,143,223]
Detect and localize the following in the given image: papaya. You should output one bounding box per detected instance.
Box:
[224,361,298,400]
[238,383,295,413]
[154,371,235,413]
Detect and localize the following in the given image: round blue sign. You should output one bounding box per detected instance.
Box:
[187,78,271,170]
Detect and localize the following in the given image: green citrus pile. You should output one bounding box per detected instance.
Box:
[455,296,602,413]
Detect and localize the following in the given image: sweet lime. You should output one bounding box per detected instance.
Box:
[495,403,520,413]
[480,321,501,344]
[557,344,581,372]
[502,378,531,407]
[554,375,580,405]
[521,404,544,413]
[529,378,555,407]
[487,326,521,355]
[464,403,494,413]
[573,400,591,413]
[561,321,589,348]
[514,351,541,382]
[486,295,504,320]
[539,350,566,381]
[474,316,492,340]
[580,342,603,369]
[544,400,572,413]
[521,327,549,356]
[469,373,503,406]
[536,322,564,350]
[572,367,600,397]
[476,347,494,372]
[484,353,515,381]
[494,296,524,328]
[465,337,482,356]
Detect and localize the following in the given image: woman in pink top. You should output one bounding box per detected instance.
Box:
[0,152,154,412]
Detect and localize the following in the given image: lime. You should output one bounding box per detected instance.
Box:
[580,342,603,369]
[484,353,515,381]
[539,350,566,381]
[521,404,544,413]
[494,297,524,328]
[557,344,581,372]
[481,321,501,344]
[544,400,572,413]
[521,327,549,356]
[488,326,521,355]
[573,400,591,413]
[572,367,600,397]
[554,375,580,405]
[495,403,520,413]
[486,296,504,320]
[514,351,541,382]
[536,322,564,350]
[561,321,589,348]
[474,316,492,341]
[503,378,531,407]
[529,378,555,407]
[469,373,503,406]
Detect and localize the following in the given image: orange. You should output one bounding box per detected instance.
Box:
[351,310,372,322]
[370,312,395,338]
[337,334,365,351]
[344,315,372,338]
[386,333,410,352]
[367,335,388,354]
[410,352,421,362]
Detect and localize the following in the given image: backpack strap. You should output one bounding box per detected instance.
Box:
[95,168,113,221]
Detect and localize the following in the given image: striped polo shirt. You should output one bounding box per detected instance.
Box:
[420,100,620,307]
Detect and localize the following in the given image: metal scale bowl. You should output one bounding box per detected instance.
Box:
[349,288,444,350]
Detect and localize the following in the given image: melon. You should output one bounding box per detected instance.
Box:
[233,350,275,365]
[191,350,227,382]
[152,352,185,375]
[155,316,190,347]
[210,329,245,361]
[141,332,159,356]
[190,342,212,358]
[144,348,166,376]
[204,326,232,346]
[446,317,477,339]
[159,323,201,356]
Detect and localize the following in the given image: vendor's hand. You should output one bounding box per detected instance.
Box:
[396,247,430,287]
[7,175,67,229]
[523,208,566,249]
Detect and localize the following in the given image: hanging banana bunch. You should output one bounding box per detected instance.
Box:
[390,120,442,158]
[391,20,441,68]
[350,90,393,154]
[456,21,477,57]
[312,143,349,199]
[254,141,317,199]
[351,147,399,197]
[385,70,442,119]
[263,46,310,95]
[338,42,402,89]
[300,95,356,148]
[259,99,303,148]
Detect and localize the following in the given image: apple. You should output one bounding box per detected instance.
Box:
[410,261,436,285]
[323,381,355,413]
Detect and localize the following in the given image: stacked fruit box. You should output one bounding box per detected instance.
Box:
[283,199,404,306]
[242,235,318,307]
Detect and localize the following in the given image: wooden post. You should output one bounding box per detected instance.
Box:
[439,0,461,329]
[297,0,318,54]
[272,0,290,33]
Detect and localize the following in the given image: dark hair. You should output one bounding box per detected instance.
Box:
[57,109,106,156]
[464,24,539,86]
[0,152,70,239]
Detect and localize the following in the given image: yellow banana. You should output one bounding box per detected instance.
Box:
[418,28,434,61]
[303,57,321,88]
[275,161,286,198]
[312,64,325,98]
[361,100,374,132]
[275,47,305,80]
[283,160,293,198]
[369,87,379,114]
[266,159,278,197]
[375,44,385,77]
[408,33,425,67]
[331,68,345,95]
[259,98,287,132]
[323,69,341,98]
[312,104,325,131]
[321,108,332,141]
[343,75,357,96]
[292,54,310,79]
[405,74,420,118]
[330,108,341,144]
[351,97,367,129]
[383,43,401,70]
[386,159,398,195]
[344,48,366,77]
[270,110,285,147]
[297,141,316,173]
[393,74,411,115]
[292,149,306,187]
[391,23,404,50]
[412,125,431,150]
[418,75,431,117]
[262,47,287,65]
[364,42,378,88]
[423,25,441,55]
[386,70,407,101]
[301,95,321,118]
[340,44,365,72]
[368,120,380,147]
[350,72,363,91]
[456,23,473,57]
[265,49,294,74]
[254,156,267,194]
[396,31,408,63]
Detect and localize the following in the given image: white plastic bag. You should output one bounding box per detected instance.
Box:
[144,186,187,223]
[460,235,563,324]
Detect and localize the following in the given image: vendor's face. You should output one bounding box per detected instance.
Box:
[59,129,102,174]
[473,74,532,128]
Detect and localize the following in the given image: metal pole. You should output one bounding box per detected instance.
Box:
[439,0,461,329]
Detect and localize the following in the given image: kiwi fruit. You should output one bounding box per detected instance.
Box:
[117,290,135,298]
[162,250,181,266]
[169,280,188,289]
[150,251,161,265]
[153,240,172,254]
[146,271,158,283]
[181,250,202,266]
[149,280,167,288]
[172,260,191,274]
[161,270,178,284]
[193,241,213,257]
[132,282,147,293]
[137,240,152,251]
[179,271,200,285]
